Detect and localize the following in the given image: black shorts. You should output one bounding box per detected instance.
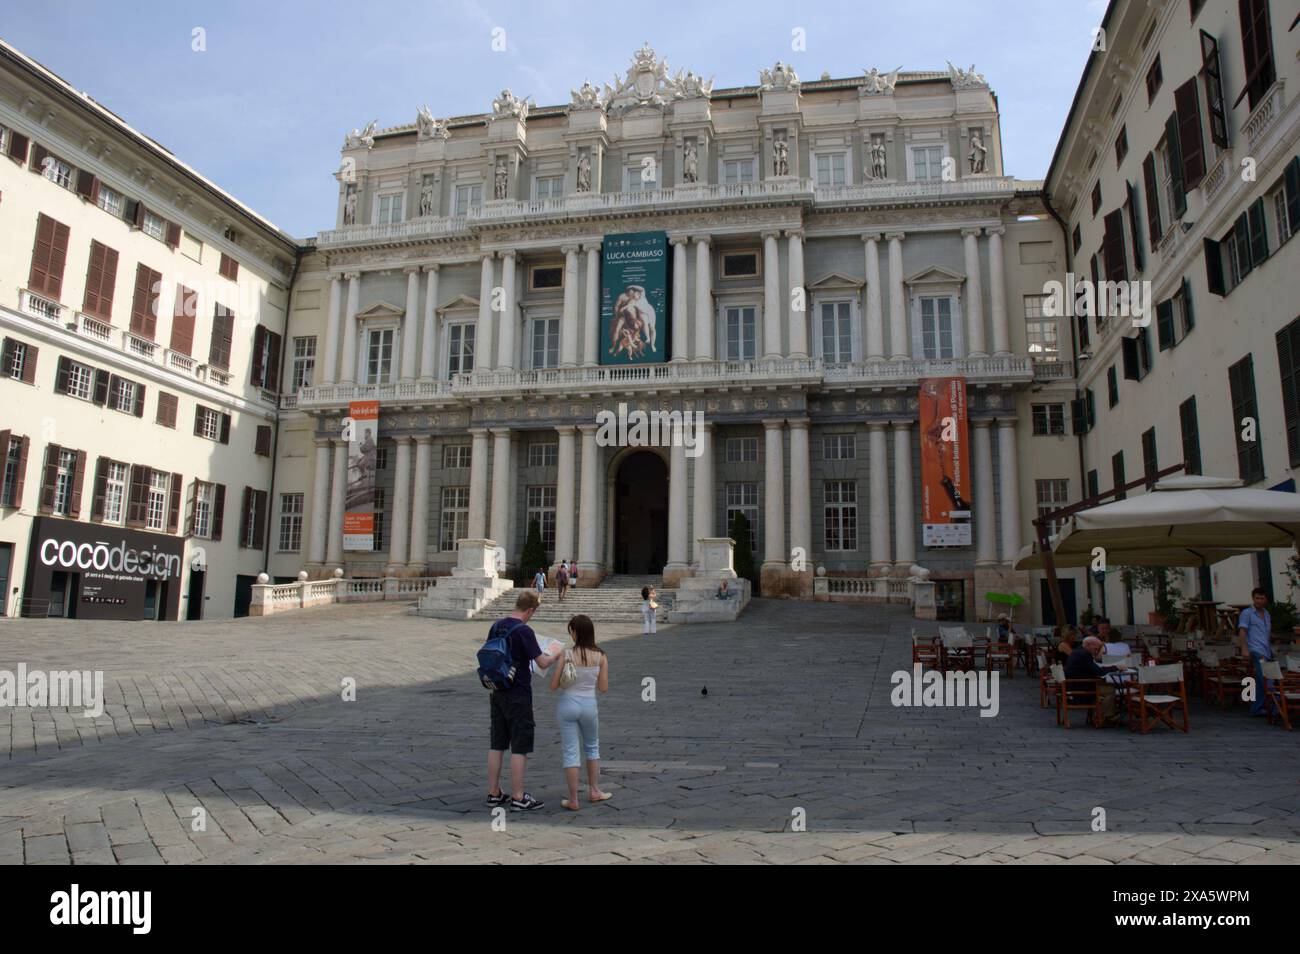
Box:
[490,691,535,755]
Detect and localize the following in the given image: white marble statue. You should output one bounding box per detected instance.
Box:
[772,135,789,177]
[418,181,435,217]
[342,188,357,225]
[947,61,988,90]
[862,66,901,95]
[870,139,888,179]
[672,69,713,100]
[415,105,447,141]
[759,61,800,92]
[571,81,602,109]
[492,88,529,121]
[494,157,509,199]
[683,141,698,183]
[969,130,987,174]
[343,120,378,150]
[576,152,592,192]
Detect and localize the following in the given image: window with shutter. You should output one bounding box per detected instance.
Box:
[75,169,99,203]
[129,265,161,340]
[171,285,197,355]
[1162,116,1186,219]
[209,305,234,370]
[1228,354,1264,483]
[1141,428,1159,482]
[1102,210,1127,282]
[1200,31,1230,149]
[90,457,108,522]
[1122,335,1139,379]
[1085,389,1096,429]
[5,130,29,164]
[1284,158,1300,247]
[220,253,239,281]
[81,241,118,320]
[1204,238,1226,295]
[1173,79,1205,189]
[1107,364,1119,408]
[1236,0,1275,112]
[1180,396,1203,475]
[28,214,70,299]
[1125,181,1145,272]
[167,472,182,533]
[1156,299,1175,350]
[38,444,60,514]
[67,450,86,518]
[156,392,178,429]
[212,484,225,541]
[126,466,150,528]
[1112,452,1126,500]
[1277,319,1300,467]
[1142,153,1162,244]
[255,425,272,456]
[1247,197,1269,266]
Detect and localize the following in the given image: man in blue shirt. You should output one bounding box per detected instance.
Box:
[1237,587,1274,717]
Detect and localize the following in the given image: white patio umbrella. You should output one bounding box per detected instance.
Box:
[1013,539,1256,571]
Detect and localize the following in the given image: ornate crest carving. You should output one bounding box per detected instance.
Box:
[759,61,799,92]
[861,67,901,95]
[602,43,673,112]
[343,120,377,150]
[491,89,529,121]
[946,62,987,89]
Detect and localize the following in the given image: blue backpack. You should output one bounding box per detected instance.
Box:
[477,618,523,691]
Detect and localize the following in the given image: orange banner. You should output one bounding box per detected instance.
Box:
[344,400,379,551]
[918,377,972,547]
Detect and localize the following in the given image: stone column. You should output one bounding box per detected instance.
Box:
[788,418,810,572]
[694,236,713,361]
[325,438,347,567]
[691,422,714,563]
[409,436,432,572]
[386,437,412,571]
[419,265,439,380]
[321,275,342,385]
[468,428,489,539]
[962,228,987,358]
[973,419,997,566]
[665,440,690,580]
[339,272,361,384]
[787,230,807,359]
[762,419,786,570]
[577,424,602,576]
[762,230,781,358]
[886,233,908,360]
[477,253,495,372]
[307,438,331,567]
[893,422,916,568]
[560,245,580,367]
[554,426,576,572]
[496,251,517,371]
[583,244,600,366]
[400,268,420,382]
[869,422,892,570]
[489,428,513,550]
[671,237,688,361]
[987,226,1011,356]
[997,420,1021,564]
[863,233,884,361]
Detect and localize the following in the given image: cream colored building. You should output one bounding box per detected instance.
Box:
[0,40,298,620]
[1044,0,1299,623]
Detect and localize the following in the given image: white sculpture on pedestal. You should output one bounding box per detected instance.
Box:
[575,151,592,192]
[343,120,377,150]
[683,140,699,183]
[759,61,800,92]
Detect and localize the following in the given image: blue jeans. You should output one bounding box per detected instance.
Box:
[557,694,600,768]
[1251,651,1274,716]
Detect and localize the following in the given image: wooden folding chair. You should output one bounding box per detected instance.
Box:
[940,629,974,673]
[911,632,942,670]
[1126,662,1190,733]
[1198,649,1245,707]
[1054,664,1103,729]
[987,640,1014,679]
[1262,661,1300,730]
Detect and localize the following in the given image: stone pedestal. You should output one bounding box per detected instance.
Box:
[668,538,751,623]
[413,539,513,620]
[912,581,937,620]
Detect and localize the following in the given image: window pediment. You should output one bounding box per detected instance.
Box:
[807,271,865,292]
[436,294,479,317]
[905,264,966,289]
[355,301,405,323]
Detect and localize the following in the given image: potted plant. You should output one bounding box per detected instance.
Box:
[1123,565,1183,630]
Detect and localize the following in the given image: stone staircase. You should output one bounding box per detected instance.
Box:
[475,575,675,624]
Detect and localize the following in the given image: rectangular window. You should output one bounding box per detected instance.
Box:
[278,493,303,551]
[156,392,178,429]
[1238,0,1276,112]
[626,161,657,191]
[447,324,475,375]
[1145,54,1163,103]
[1091,182,1103,217]
[823,480,858,551]
[535,176,563,200]
[1277,317,1300,467]
[95,184,124,217]
[219,253,239,281]
[3,339,31,382]
[291,336,316,393]
[815,152,847,188]
[819,301,853,363]
[1229,355,1264,483]
[42,154,75,189]
[526,443,558,468]
[372,488,386,552]
[1275,186,1294,247]
[910,146,944,182]
[209,305,235,371]
[443,444,471,469]
[454,184,482,216]
[375,447,388,471]
[1031,404,1066,436]
[530,318,560,370]
[725,437,758,463]
[1141,427,1159,481]
[1112,452,1127,501]
[1108,364,1119,408]
[1,436,25,509]
[192,481,214,539]
[53,448,78,516]
[366,328,394,384]
[146,470,169,531]
[1036,479,1070,536]
[141,210,167,242]
[919,296,955,359]
[81,241,119,320]
[724,306,757,361]
[28,213,71,300]
[240,487,267,549]
[376,194,403,225]
[194,405,227,443]
[529,265,563,290]
[1114,125,1128,166]
[1024,294,1058,361]
[823,434,856,460]
[722,158,755,185]
[721,251,759,278]
[110,377,137,415]
[526,486,557,556]
[65,361,94,401]
[1180,396,1203,475]
[440,487,470,551]
[725,483,760,553]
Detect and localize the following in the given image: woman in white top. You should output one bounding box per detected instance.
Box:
[549,613,611,810]
[641,586,658,635]
[532,568,546,592]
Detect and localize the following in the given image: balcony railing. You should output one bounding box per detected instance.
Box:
[1031,358,1072,381]
[813,175,1017,205]
[123,331,158,361]
[295,379,454,408]
[165,349,196,373]
[73,312,113,343]
[821,354,1034,385]
[20,289,63,323]
[1244,80,1285,153]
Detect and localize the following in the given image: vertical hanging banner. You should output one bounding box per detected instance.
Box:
[344,400,379,551]
[919,377,973,547]
[600,231,670,365]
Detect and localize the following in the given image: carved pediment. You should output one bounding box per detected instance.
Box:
[437,294,480,315]
[807,271,865,290]
[905,264,966,287]
[355,300,406,321]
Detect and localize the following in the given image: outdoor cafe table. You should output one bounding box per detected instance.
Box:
[1182,600,1223,635]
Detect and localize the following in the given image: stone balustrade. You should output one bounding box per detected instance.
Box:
[249,576,439,616]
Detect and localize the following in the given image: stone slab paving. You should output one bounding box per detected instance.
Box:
[0,600,1297,864]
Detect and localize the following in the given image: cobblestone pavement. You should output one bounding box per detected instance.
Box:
[1,600,1298,865]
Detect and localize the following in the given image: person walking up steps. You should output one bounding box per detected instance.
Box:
[532,567,546,593]
[641,586,658,635]
[556,561,569,602]
[549,614,612,810]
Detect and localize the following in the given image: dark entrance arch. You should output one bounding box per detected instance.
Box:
[613,450,668,575]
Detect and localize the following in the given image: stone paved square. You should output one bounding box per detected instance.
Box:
[1,600,1297,865]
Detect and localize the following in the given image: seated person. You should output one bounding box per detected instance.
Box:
[717,579,735,600]
[1064,636,1121,723]
[1053,624,1080,666]
[996,613,1018,644]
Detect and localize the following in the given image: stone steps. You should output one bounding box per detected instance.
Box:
[478,586,676,623]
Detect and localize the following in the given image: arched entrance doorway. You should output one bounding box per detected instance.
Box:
[612,450,668,575]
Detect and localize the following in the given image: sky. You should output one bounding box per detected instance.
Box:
[2,0,1109,239]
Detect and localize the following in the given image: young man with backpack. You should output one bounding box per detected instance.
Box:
[479,590,561,810]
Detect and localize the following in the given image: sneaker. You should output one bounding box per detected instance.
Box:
[510,793,545,811]
[486,791,508,806]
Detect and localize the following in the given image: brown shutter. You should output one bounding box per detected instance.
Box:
[90,457,109,522]
[126,466,149,528]
[29,143,48,174]
[255,425,272,456]
[193,406,204,437]
[54,355,70,394]
[38,444,60,514]
[209,306,234,370]
[170,285,196,355]
[211,483,225,541]
[132,201,146,229]
[253,491,267,550]
[251,325,267,387]
[67,450,86,518]
[1142,153,1162,244]
[81,241,118,320]
[167,473,182,533]
[0,432,8,492]
[266,331,282,392]
[220,413,231,445]
[5,131,28,164]
[92,368,111,406]
[75,170,100,203]
[129,265,160,340]
[185,480,197,536]
[239,486,252,547]
[156,392,178,428]
[1102,210,1128,283]
[0,339,13,378]
[1173,79,1205,189]
[165,222,181,248]
[10,437,28,508]
[20,343,37,385]
[220,253,239,281]
[133,383,146,418]
[28,214,70,298]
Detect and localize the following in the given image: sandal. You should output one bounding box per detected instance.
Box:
[589,790,613,803]
[561,798,581,811]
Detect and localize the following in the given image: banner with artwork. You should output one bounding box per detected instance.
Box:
[918,377,973,547]
[600,231,670,364]
[344,400,378,551]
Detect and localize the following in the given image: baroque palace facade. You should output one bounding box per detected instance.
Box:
[271,44,1070,618]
